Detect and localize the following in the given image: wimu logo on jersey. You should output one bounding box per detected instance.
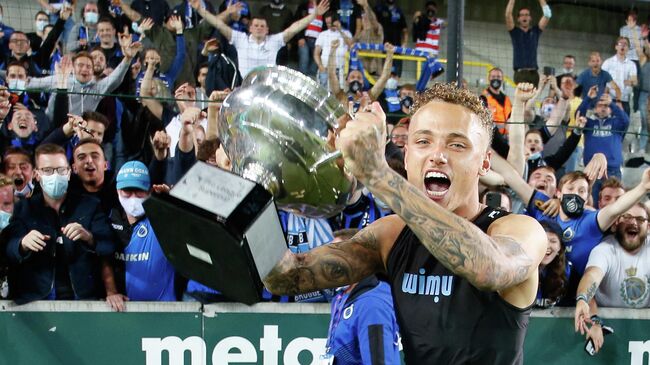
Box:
[401,268,454,302]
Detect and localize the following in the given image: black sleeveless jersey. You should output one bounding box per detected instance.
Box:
[386,207,531,364]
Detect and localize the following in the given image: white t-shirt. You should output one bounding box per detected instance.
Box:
[165,114,208,158]
[602,55,637,102]
[231,30,285,78]
[586,235,650,308]
[315,28,352,70]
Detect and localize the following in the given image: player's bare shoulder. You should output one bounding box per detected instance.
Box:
[363,214,407,265]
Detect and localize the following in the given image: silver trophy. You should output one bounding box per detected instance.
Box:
[218,65,352,218]
[145,66,353,304]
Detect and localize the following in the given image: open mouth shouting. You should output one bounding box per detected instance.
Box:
[424,170,450,200]
[84,165,97,176]
[624,226,640,242]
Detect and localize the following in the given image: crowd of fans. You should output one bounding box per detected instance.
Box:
[0,0,648,360]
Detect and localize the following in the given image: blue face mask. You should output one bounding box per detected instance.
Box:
[528,152,542,161]
[0,210,11,230]
[40,174,69,199]
[14,182,33,198]
[84,11,99,24]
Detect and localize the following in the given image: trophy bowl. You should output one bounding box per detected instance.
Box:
[218,65,352,218]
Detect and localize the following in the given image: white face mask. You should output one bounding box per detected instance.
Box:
[36,20,48,32]
[119,195,147,218]
[385,77,398,90]
[8,79,26,94]
[40,173,69,199]
[84,11,99,24]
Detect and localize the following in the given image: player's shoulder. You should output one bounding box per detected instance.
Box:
[488,212,545,238]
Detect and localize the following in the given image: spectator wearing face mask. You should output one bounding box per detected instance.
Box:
[578,86,630,203]
[5,62,49,109]
[560,55,576,77]
[109,160,176,301]
[480,67,511,136]
[3,143,115,304]
[67,2,102,53]
[26,11,51,54]
[2,14,68,78]
[412,1,445,56]
[329,40,394,108]
[492,155,650,283]
[380,80,414,125]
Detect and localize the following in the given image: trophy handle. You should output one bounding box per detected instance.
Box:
[308,150,342,173]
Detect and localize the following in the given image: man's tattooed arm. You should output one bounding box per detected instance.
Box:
[364,169,545,291]
[577,266,606,302]
[263,226,386,295]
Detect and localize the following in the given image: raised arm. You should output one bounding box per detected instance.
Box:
[96,33,142,94]
[545,96,569,136]
[608,79,623,102]
[139,61,163,120]
[505,0,515,31]
[538,0,551,31]
[120,2,142,22]
[597,168,650,230]
[192,0,238,42]
[508,83,536,177]
[178,109,197,154]
[490,150,535,204]
[369,43,394,100]
[358,0,380,37]
[206,91,226,140]
[264,217,392,295]
[337,103,546,297]
[164,17,186,83]
[283,0,329,44]
[34,5,72,68]
[631,24,647,65]
[328,40,342,96]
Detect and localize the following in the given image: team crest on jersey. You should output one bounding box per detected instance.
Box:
[534,200,546,209]
[619,267,649,307]
[562,227,575,242]
[136,224,148,238]
[343,304,354,319]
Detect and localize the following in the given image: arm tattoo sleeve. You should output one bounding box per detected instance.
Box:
[263,228,383,295]
[367,170,533,291]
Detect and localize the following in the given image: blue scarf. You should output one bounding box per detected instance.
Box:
[349,43,443,92]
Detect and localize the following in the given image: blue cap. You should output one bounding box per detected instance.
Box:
[116,161,150,191]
